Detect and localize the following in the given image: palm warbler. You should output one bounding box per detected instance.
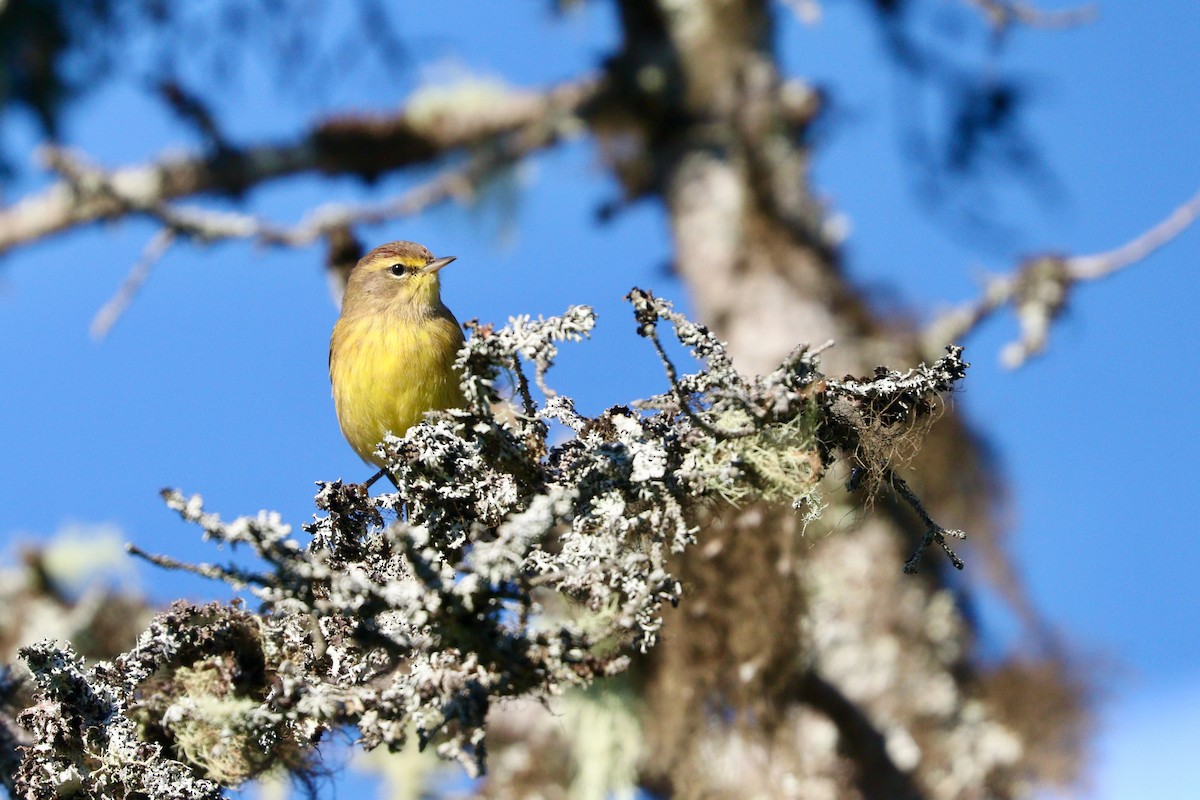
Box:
[330,241,465,469]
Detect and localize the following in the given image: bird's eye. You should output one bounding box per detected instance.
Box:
[389,264,408,277]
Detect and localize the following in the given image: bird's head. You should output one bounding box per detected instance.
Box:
[342,240,456,315]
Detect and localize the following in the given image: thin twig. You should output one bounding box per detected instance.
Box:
[90,229,177,339]
[58,115,573,330]
[639,313,757,440]
[886,470,966,573]
[153,80,227,150]
[510,361,539,419]
[125,543,266,588]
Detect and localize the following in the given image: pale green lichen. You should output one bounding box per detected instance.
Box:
[562,681,642,800]
[405,76,527,135]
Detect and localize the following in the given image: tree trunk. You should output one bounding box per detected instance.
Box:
[591,2,1083,798]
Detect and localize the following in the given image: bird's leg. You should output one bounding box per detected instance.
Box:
[360,468,406,518]
[362,469,388,490]
[361,468,402,491]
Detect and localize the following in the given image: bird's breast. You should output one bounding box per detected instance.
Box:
[330,311,465,465]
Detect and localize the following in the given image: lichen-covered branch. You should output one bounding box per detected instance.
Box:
[825,347,971,572]
[8,291,966,798]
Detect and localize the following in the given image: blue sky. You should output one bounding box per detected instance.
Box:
[1,2,1197,797]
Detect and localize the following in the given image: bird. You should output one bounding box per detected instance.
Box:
[329,240,465,483]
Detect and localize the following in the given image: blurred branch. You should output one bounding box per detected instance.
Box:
[81,116,565,336]
[0,76,601,257]
[89,229,177,339]
[923,188,1200,367]
[152,80,228,152]
[1068,189,1200,279]
[797,669,926,800]
[44,76,597,335]
[964,0,1098,32]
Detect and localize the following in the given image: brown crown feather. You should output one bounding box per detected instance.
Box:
[357,240,434,268]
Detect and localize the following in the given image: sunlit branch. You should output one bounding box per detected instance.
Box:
[0,76,601,257]
[65,80,595,335]
[923,187,1200,367]
[1068,187,1200,279]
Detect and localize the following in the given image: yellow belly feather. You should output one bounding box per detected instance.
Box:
[330,312,465,466]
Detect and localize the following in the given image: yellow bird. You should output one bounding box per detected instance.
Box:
[329,241,465,473]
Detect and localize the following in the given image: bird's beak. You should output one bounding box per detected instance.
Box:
[422,256,457,274]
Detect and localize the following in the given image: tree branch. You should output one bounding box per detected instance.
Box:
[1068,188,1200,280]
[0,76,601,257]
[89,229,176,339]
[964,0,1098,33]
[797,669,927,800]
[923,188,1200,367]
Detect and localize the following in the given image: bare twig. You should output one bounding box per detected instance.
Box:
[1069,188,1200,279]
[153,80,227,151]
[888,470,966,573]
[58,89,585,250]
[90,230,177,339]
[965,0,1098,32]
[923,188,1200,367]
[46,143,471,251]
